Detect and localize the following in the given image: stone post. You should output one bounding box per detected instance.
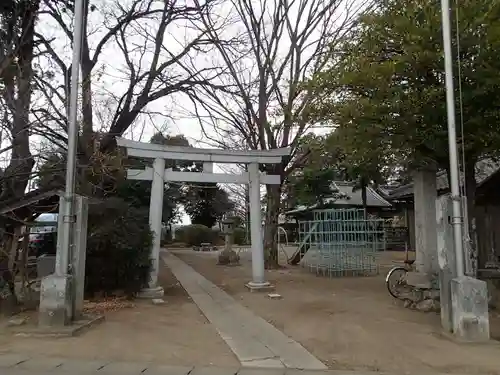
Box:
[72,195,88,319]
[437,195,490,341]
[55,196,71,276]
[451,276,490,341]
[39,196,73,327]
[218,218,240,265]
[436,194,456,332]
[413,169,439,275]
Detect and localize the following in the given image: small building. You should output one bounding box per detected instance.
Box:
[285,181,393,219]
[283,181,397,247]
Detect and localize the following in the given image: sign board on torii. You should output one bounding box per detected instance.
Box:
[116,138,291,296]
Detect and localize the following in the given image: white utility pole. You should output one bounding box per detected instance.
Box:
[440,0,465,277]
[56,0,85,276]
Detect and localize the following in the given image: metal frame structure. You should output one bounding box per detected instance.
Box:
[298,208,385,277]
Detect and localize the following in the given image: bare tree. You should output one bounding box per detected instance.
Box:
[187,0,369,266]
[0,0,41,201]
[31,0,228,194]
[215,163,249,220]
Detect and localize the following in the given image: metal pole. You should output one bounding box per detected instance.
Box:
[440,0,465,277]
[56,0,85,275]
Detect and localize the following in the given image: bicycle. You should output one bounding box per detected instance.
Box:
[385,251,415,300]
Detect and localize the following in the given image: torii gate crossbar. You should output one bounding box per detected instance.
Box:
[116,138,291,296]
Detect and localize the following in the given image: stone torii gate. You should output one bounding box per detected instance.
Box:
[116,138,291,296]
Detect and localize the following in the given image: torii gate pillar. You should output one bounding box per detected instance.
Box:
[248,162,267,288]
[143,157,166,297]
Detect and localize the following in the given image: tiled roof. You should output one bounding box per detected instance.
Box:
[383,159,500,200]
[285,181,392,215]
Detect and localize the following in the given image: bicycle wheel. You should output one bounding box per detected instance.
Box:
[386,266,409,299]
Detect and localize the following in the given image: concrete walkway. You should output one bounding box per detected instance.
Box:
[0,354,377,375]
[161,252,327,370]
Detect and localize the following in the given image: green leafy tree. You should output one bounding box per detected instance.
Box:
[36,132,194,225]
[284,134,342,208]
[115,132,194,224]
[308,0,500,236]
[285,133,385,210]
[326,130,389,210]
[86,198,152,297]
[37,153,66,190]
[183,184,234,228]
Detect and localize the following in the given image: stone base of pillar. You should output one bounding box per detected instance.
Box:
[245,281,275,293]
[451,276,490,342]
[217,249,240,266]
[137,286,164,299]
[38,274,73,327]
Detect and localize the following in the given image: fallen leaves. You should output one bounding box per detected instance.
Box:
[83,297,135,314]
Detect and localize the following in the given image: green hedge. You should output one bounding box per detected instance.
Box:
[85,198,152,297]
[233,227,247,245]
[175,224,219,246]
[174,224,248,246]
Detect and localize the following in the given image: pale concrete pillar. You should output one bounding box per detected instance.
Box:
[436,194,456,332]
[413,169,439,275]
[55,196,70,276]
[139,157,165,298]
[72,195,88,319]
[406,207,416,251]
[451,276,490,341]
[247,163,269,288]
[40,196,73,327]
[203,162,213,173]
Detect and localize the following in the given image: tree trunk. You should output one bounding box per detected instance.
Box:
[7,226,21,273]
[264,184,281,269]
[0,3,38,311]
[0,1,38,201]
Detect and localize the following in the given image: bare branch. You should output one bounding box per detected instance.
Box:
[189,0,371,163]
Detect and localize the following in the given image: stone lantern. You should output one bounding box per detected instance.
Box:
[221,219,234,236]
[218,218,240,266]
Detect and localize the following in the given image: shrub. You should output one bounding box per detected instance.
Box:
[233,227,247,245]
[175,224,218,246]
[160,225,172,246]
[85,198,152,297]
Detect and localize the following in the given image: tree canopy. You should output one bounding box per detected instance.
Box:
[295,0,500,218]
[281,0,500,214]
[309,0,500,175]
[284,134,346,208]
[183,183,234,228]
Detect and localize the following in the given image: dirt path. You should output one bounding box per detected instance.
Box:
[175,250,500,375]
[0,261,238,367]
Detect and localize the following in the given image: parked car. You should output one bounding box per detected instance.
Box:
[17,213,58,263]
[28,231,57,258]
